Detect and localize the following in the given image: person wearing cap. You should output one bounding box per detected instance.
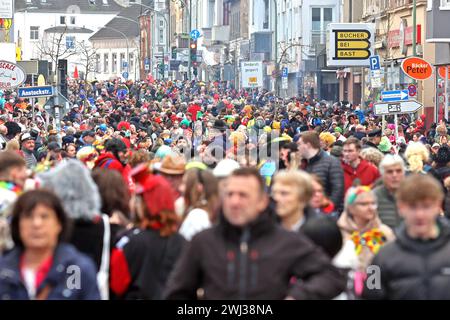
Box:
[19,132,37,169]
[76,130,96,151]
[213,159,240,196]
[110,167,184,299]
[363,128,382,149]
[94,138,132,190]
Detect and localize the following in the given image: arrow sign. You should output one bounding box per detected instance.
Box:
[381,90,409,102]
[374,100,423,116]
[190,29,201,40]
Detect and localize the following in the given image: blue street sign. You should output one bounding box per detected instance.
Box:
[190,29,201,40]
[122,61,128,68]
[381,90,409,102]
[18,86,54,98]
[282,67,288,78]
[122,71,129,79]
[369,55,381,71]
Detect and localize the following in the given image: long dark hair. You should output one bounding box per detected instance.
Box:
[11,190,70,248]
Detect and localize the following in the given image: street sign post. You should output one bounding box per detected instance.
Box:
[381,89,409,102]
[190,29,201,40]
[327,23,375,67]
[408,84,417,97]
[18,86,54,98]
[122,71,129,79]
[144,58,150,71]
[370,55,381,71]
[282,67,288,90]
[374,100,423,116]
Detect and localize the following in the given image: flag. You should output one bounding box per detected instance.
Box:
[74,66,79,79]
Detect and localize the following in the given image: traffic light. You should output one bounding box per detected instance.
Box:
[171,47,177,59]
[193,67,198,77]
[158,63,164,75]
[58,59,68,98]
[190,39,197,63]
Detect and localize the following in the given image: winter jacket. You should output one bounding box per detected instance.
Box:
[363,221,450,300]
[0,243,100,300]
[164,209,346,300]
[94,152,132,189]
[110,228,185,300]
[302,150,345,212]
[373,185,402,230]
[341,159,381,193]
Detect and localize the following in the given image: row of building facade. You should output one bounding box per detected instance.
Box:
[6,0,450,118]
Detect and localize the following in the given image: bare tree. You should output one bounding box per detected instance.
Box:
[78,40,97,81]
[36,25,79,77]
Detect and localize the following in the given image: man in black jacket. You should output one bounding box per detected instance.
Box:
[297,131,344,212]
[164,167,346,300]
[363,174,450,300]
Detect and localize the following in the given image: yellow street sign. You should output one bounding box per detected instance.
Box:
[336,31,370,40]
[337,40,370,49]
[336,50,370,59]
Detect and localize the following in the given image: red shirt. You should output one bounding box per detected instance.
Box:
[20,254,54,291]
[341,159,381,193]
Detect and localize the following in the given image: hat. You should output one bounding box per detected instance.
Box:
[159,155,186,175]
[432,143,441,149]
[213,119,228,131]
[20,132,35,143]
[435,146,450,164]
[367,128,382,138]
[82,130,95,138]
[378,136,392,153]
[136,174,176,217]
[213,159,240,178]
[161,129,171,139]
[47,142,61,152]
[334,127,343,134]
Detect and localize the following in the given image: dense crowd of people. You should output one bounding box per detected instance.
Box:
[0,77,449,300]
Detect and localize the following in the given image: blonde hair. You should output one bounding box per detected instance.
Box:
[319,132,336,149]
[405,142,429,173]
[273,170,313,203]
[360,147,384,168]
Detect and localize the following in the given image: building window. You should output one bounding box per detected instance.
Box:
[66,36,75,49]
[311,7,333,46]
[104,53,109,73]
[441,0,450,8]
[95,54,100,72]
[159,29,164,44]
[263,0,269,29]
[71,16,76,24]
[159,20,164,27]
[112,53,117,73]
[60,16,66,24]
[223,1,231,25]
[129,53,134,72]
[120,52,125,72]
[30,26,39,40]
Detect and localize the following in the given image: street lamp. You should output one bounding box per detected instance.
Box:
[113,16,140,80]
